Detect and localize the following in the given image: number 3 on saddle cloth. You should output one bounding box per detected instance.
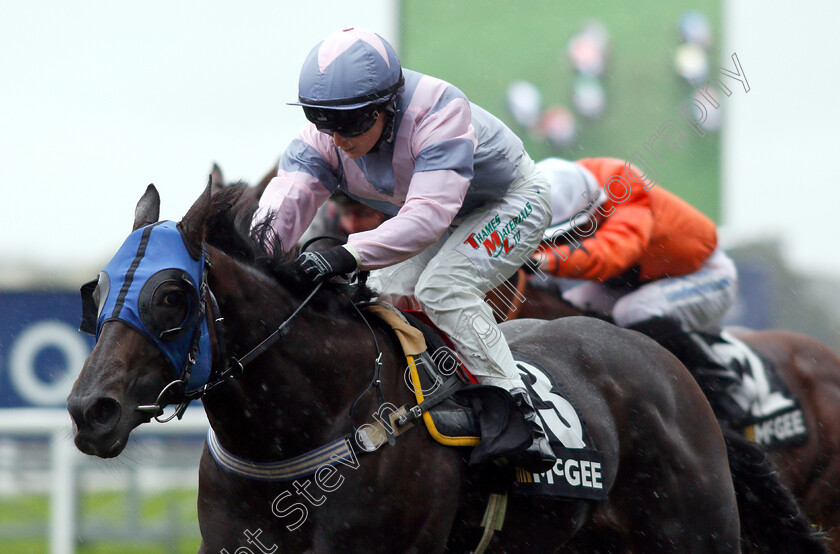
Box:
[365,304,608,501]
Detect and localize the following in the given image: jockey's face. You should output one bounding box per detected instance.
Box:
[331,111,385,159]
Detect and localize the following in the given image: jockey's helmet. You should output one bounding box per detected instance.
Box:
[291,28,404,136]
[537,158,607,239]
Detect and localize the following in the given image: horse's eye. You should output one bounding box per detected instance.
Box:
[163,291,185,307]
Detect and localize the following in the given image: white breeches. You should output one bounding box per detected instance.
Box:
[367,155,551,389]
[563,248,738,331]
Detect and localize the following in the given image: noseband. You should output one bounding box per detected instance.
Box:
[138,277,326,422]
[133,256,326,422]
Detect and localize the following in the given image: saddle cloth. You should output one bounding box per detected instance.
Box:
[366,303,607,500]
[710,330,808,448]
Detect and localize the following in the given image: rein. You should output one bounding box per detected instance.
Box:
[199,279,399,481]
[346,291,393,445]
[135,241,403,481]
[137,247,390,440]
[137,255,325,421]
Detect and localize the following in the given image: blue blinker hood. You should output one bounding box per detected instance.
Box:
[88,221,211,391]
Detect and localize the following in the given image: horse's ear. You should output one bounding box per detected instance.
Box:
[179,180,212,254]
[133,184,160,231]
[210,163,225,193]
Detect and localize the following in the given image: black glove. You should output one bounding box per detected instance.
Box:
[296,246,358,284]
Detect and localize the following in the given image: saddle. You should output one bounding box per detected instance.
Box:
[366,303,607,501]
[704,330,808,448]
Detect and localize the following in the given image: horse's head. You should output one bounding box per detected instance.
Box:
[68,184,213,457]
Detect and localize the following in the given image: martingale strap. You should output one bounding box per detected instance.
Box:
[207,428,360,482]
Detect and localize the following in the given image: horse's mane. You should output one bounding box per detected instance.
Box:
[203,184,375,306]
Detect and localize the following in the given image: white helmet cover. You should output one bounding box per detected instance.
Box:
[537,158,607,240]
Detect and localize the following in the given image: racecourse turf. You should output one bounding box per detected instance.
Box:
[0,489,201,553]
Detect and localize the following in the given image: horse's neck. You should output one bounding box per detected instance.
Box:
[516,279,583,319]
[202,254,402,462]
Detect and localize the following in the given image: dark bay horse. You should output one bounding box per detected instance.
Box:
[68,184,823,553]
[489,272,840,552]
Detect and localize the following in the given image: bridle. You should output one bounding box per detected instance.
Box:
[137,235,388,432]
[136,251,326,422]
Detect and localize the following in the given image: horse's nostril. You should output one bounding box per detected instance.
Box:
[86,397,121,428]
[68,396,85,429]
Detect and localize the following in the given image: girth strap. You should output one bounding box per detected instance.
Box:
[474,492,508,554]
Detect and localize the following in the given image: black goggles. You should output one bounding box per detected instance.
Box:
[302,106,380,137]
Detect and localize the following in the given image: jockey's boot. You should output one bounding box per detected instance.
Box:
[626,317,753,429]
[510,387,557,473]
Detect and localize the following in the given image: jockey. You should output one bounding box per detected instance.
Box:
[333,192,389,237]
[255,28,555,471]
[530,157,747,427]
[299,191,390,250]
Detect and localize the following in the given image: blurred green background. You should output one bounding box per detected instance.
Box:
[401,0,722,220]
[0,490,200,553]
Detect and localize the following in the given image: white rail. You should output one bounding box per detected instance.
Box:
[0,408,209,554]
